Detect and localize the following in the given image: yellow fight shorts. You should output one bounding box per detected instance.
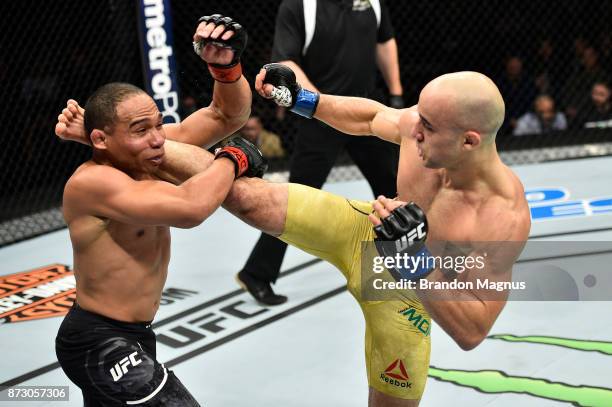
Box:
[279,184,431,400]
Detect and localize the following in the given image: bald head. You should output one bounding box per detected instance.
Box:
[420,72,505,142]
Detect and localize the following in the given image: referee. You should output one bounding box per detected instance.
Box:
[237,0,404,304]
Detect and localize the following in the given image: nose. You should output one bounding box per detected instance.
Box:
[150,127,165,148]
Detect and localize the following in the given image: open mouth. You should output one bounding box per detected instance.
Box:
[149,154,164,165]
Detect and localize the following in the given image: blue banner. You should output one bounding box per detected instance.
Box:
[137,0,180,123]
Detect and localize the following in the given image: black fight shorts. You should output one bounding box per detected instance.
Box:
[55,303,200,406]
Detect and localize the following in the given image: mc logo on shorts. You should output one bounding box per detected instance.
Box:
[398,306,431,337]
[380,359,412,388]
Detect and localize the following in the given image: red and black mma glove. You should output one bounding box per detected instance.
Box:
[262,63,320,119]
[374,202,433,281]
[193,14,247,83]
[214,137,268,178]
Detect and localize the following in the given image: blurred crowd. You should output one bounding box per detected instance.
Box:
[496,36,612,136]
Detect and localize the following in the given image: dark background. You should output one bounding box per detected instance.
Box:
[1,0,611,242]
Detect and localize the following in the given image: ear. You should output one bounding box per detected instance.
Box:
[90,129,108,150]
[463,130,481,150]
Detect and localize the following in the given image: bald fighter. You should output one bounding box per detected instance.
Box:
[54,15,266,406]
[226,66,531,406]
[57,68,530,406]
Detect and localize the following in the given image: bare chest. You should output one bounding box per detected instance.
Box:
[397,168,476,242]
[106,222,170,254]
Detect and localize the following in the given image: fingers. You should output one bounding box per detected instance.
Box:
[55,122,67,137]
[368,213,382,226]
[255,69,273,98]
[372,199,392,220]
[194,22,235,42]
[67,99,83,114]
[262,84,275,97]
[372,195,405,220]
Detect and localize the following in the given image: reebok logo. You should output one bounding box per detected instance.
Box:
[110,351,142,382]
[380,359,412,388]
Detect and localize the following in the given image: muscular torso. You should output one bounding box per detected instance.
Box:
[396,136,529,244]
[64,163,171,322]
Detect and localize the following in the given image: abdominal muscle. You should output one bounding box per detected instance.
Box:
[70,218,171,323]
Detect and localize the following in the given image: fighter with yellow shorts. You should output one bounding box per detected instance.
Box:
[280,183,431,400]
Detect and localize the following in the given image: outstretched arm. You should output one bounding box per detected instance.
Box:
[150,16,253,147]
[64,157,236,229]
[255,67,411,145]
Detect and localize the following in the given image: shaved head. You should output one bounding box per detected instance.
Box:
[420,72,505,142]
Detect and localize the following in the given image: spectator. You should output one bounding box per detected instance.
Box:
[562,46,610,121]
[239,114,286,159]
[513,94,567,136]
[533,39,563,99]
[180,95,198,119]
[496,56,537,131]
[575,82,612,129]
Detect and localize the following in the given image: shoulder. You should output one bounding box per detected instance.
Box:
[481,171,530,242]
[398,107,419,141]
[65,163,131,200]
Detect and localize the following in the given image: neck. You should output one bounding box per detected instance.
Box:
[442,144,503,191]
[92,151,147,180]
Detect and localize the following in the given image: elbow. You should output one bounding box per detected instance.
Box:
[223,178,256,217]
[174,204,212,229]
[175,214,203,229]
[454,330,487,351]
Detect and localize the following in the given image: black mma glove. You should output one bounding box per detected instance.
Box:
[262,63,320,118]
[215,137,268,178]
[389,95,405,109]
[374,202,433,281]
[193,14,248,83]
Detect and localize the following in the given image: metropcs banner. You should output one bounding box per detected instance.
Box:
[137,0,180,123]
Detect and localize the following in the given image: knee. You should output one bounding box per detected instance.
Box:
[224,177,256,216]
[223,178,288,236]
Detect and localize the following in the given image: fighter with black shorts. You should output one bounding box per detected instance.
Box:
[54,15,265,405]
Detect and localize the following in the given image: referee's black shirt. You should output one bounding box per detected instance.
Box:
[271,0,394,97]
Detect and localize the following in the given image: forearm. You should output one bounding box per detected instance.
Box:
[211,75,252,131]
[169,75,251,147]
[314,94,384,135]
[376,39,403,95]
[156,140,288,235]
[417,290,492,351]
[176,158,236,227]
[415,267,504,350]
[156,140,215,184]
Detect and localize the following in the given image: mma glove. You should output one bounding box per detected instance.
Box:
[193,14,247,83]
[262,63,320,118]
[215,137,268,178]
[374,202,433,281]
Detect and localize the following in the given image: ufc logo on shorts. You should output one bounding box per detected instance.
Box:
[394,223,426,251]
[110,351,142,382]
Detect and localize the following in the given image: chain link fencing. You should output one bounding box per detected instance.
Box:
[2,0,612,246]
